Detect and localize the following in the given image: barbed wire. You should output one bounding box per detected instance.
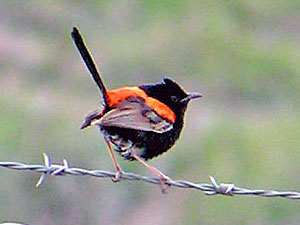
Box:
[0,153,299,200]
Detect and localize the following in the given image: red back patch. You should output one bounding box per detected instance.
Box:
[106,87,176,123]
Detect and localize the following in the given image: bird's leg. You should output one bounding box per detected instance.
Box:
[104,140,123,182]
[131,153,171,193]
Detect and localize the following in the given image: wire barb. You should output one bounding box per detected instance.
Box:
[35,153,50,187]
[0,153,300,200]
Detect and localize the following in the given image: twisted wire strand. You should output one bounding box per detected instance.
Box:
[0,153,299,200]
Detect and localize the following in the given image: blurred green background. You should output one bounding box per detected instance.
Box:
[1,1,300,224]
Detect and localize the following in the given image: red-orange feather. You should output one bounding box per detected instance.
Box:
[145,97,175,123]
[106,87,176,123]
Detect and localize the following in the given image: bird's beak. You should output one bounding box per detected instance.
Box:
[181,92,202,103]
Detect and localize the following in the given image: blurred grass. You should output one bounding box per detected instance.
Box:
[1,1,300,225]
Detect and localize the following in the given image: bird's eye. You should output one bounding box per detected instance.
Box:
[171,95,178,102]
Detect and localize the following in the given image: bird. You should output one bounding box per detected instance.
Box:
[71,27,202,190]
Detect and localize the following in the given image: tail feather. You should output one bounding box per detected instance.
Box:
[71,27,107,103]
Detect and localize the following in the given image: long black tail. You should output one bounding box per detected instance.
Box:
[71,27,107,103]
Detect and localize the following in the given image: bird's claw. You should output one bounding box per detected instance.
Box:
[159,175,171,194]
[112,170,123,182]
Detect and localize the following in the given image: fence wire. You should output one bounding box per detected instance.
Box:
[0,153,299,200]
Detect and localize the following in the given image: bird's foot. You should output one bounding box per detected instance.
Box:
[158,174,171,194]
[112,170,123,182]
